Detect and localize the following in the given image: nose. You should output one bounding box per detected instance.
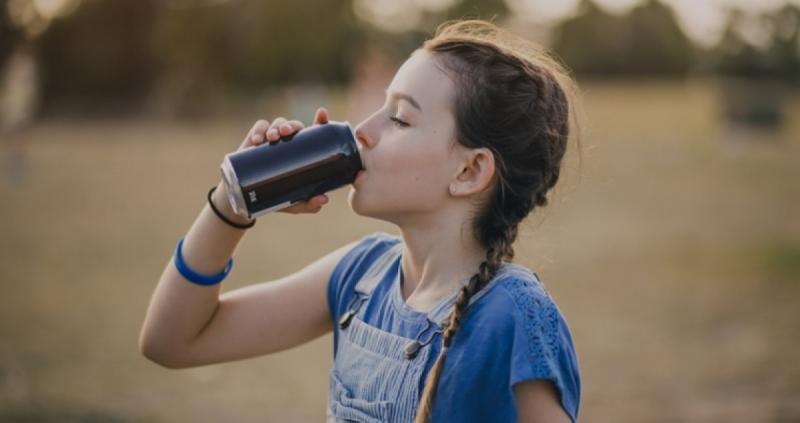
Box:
[353,126,371,170]
[354,124,375,150]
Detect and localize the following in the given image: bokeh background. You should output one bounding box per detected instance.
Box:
[1,0,799,421]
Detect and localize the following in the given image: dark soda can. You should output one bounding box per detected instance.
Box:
[220,120,362,219]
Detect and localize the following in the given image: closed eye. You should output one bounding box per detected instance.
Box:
[389,116,409,128]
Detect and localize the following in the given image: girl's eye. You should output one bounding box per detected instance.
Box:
[389,116,409,128]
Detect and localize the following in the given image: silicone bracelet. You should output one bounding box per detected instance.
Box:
[174,237,232,286]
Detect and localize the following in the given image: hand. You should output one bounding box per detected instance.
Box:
[235,107,331,214]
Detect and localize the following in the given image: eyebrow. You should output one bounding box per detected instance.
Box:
[385,89,422,112]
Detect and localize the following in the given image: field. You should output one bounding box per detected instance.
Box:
[1,80,799,422]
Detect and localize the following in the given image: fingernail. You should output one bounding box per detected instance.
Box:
[268,129,278,139]
[281,123,292,132]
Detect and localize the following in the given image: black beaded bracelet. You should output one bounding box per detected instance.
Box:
[207,186,256,229]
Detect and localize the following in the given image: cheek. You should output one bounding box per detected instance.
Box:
[349,142,453,217]
[377,144,452,194]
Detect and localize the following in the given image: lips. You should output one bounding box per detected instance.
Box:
[356,150,367,172]
[354,169,366,185]
[357,149,367,171]
[354,148,367,182]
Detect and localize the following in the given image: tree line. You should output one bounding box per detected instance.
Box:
[1,0,797,115]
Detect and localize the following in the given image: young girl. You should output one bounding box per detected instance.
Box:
[140,20,582,423]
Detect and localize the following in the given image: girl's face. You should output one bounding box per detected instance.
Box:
[349,49,468,224]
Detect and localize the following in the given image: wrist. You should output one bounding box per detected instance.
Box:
[210,182,256,228]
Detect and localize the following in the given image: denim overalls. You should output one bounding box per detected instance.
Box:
[325,241,537,422]
[326,242,454,423]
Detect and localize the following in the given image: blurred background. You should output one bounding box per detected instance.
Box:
[1,0,799,421]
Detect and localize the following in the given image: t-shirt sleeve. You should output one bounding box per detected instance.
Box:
[326,231,401,331]
[506,278,581,422]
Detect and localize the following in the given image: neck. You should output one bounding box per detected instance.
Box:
[397,217,488,306]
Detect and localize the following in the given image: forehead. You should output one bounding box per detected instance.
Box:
[387,50,455,114]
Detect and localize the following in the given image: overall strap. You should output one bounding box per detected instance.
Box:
[354,241,403,296]
[338,241,403,330]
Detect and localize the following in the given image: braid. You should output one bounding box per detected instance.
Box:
[535,166,560,207]
[413,232,515,423]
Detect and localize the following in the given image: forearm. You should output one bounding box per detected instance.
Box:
[139,180,252,365]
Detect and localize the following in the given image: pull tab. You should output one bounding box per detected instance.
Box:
[404,341,421,360]
[338,309,356,330]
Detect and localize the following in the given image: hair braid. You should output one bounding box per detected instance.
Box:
[413,233,514,423]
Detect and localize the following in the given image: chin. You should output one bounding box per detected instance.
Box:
[347,187,391,221]
[347,187,369,217]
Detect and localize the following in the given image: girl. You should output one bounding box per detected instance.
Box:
[140,19,582,423]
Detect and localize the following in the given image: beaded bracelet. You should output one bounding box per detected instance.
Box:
[174,237,232,286]
[208,186,255,229]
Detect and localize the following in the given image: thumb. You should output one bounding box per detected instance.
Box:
[313,107,329,125]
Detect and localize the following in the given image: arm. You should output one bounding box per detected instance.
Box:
[139,110,344,369]
[514,380,573,423]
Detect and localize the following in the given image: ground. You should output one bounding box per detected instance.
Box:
[0,79,798,422]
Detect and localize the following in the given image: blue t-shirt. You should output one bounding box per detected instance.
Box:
[327,232,581,422]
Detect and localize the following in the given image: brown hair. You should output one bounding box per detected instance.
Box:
[413,20,583,422]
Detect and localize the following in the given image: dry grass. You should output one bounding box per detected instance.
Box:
[0,80,798,422]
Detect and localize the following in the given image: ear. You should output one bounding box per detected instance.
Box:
[449,147,496,197]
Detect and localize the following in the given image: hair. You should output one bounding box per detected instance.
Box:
[412,20,583,423]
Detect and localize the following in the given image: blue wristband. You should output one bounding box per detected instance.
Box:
[174,237,233,286]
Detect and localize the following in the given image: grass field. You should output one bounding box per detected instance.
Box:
[1,80,799,422]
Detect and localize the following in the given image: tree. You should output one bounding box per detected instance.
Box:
[552,0,695,76]
[714,5,800,81]
[37,0,159,113]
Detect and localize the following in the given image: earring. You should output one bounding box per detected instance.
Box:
[450,185,457,195]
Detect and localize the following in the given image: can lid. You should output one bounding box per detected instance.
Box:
[220,155,250,218]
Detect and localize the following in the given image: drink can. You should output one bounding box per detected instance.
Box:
[220,121,362,219]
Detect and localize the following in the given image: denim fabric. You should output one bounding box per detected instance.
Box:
[326,232,581,422]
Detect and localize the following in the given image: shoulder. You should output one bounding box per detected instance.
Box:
[327,231,401,310]
[495,265,551,307]
[491,265,581,422]
[493,266,578,370]
[470,264,557,331]
[352,231,402,254]
[459,264,562,349]
[496,267,564,346]
[332,231,401,279]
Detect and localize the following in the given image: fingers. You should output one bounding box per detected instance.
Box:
[282,120,304,136]
[266,118,305,143]
[313,107,329,125]
[246,119,270,147]
[264,117,286,142]
[279,194,329,214]
[239,110,326,152]
[245,108,327,150]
